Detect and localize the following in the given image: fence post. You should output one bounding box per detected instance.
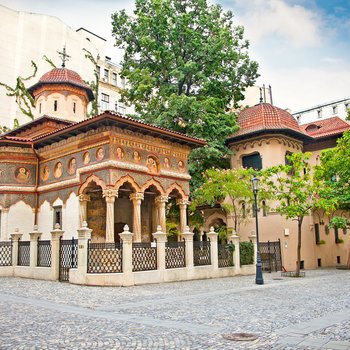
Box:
[153,225,167,278]
[29,225,42,268]
[230,233,240,274]
[249,234,257,265]
[182,226,194,277]
[50,223,64,281]
[10,229,22,266]
[119,224,134,286]
[77,221,92,275]
[207,227,218,269]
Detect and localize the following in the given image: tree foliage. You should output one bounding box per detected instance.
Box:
[263,152,337,276]
[0,60,37,121]
[190,168,257,235]
[317,130,350,210]
[111,0,259,189]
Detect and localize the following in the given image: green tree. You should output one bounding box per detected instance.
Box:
[190,168,257,237]
[264,152,337,276]
[111,0,259,189]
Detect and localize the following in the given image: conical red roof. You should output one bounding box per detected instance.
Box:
[28,67,94,101]
[227,103,309,142]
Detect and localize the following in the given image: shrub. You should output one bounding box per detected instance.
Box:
[240,241,254,265]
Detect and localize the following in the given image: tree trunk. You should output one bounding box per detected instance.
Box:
[296,219,303,276]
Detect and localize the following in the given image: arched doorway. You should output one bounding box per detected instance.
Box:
[114,182,135,243]
[85,181,105,243]
[142,184,162,242]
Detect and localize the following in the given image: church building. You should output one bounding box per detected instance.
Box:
[0,65,206,244]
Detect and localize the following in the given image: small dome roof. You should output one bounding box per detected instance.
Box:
[28,67,94,101]
[227,103,309,142]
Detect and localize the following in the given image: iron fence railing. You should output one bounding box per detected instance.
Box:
[87,241,123,273]
[18,241,30,266]
[193,240,211,266]
[37,240,52,267]
[218,244,233,268]
[165,240,185,269]
[0,241,12,266]
[132,242,157,272]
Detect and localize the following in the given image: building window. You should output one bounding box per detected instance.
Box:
[118,105,126,115]
[39,103,42,114]
[112,73,117,86]
[241,202,246,218]
[101,94,109,111]
[315,224,320,244]
[53,206,62,229]
[317,258,322,267]
[73,102,76,114]
[300,260,304,270]
[120,77,126,89]
[104,69,109,82]
[242,153,262,170]
[262,201,267,217]
[335,227,339,243]
[97,66,100,78]
[115,102,118,112]
[54,100,58,112]
[332,105,338,114]
[317,109,322,119]
[337,256,341,264]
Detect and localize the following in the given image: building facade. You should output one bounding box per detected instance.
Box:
[206,103,350,271]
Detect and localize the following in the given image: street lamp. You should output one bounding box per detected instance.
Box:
[251,176,264,285]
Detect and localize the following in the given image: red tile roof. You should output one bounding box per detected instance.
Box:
[227,103,309,141]
[300,117,350,139]
[28,68,94,101]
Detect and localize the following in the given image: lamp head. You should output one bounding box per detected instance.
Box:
[251,176,259,192]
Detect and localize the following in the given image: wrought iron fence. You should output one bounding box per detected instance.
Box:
[37,240,52,267]
[132,242,157,272]
[18,241,30,266]
[193,240,211,266]
[259,240,282,272]
[165,240,185,269]
[87,241,123,273]
[59,238,78,282]
[218,244,233,268]
[0,241,12,266]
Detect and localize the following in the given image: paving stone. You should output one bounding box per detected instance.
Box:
[0,269,349,349]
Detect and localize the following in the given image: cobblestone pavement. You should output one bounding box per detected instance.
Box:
[0,269,349,349]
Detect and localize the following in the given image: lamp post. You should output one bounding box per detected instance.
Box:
[251,176,264,285]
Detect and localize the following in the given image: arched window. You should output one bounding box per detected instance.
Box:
[242,152,262,170]
[54,100,58,112]
[262,201,267,217]
[73,102,76,114]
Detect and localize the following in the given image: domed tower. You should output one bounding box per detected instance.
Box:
[28,66,94,122]
[226,103,311,169]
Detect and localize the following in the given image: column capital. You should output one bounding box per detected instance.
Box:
[182,226,194,241]
[176,198,190,206]
[103,188,118,203]
[207,226,218,242]
[152,225,167,243]
[29,226,43,241]
[51,223,64,241]
[10,229,22,241]
[155,195,168,205]
[78,194,91,202]
[129,192,144,202]
[119,224,134,244]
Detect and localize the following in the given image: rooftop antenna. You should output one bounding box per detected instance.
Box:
[57,45,70,68]
[263,84,267,103]
[259,87,263,104]
[269,85,273,105]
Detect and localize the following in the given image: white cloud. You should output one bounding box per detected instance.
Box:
[232,0,324,48]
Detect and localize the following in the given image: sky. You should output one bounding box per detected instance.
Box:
[0,0,349,112]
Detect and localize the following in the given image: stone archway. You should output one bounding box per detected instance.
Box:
[83,181,105,243]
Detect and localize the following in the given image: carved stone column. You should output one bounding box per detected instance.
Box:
[78,194,90,227]
[10,229,22,266]
[103,189,118,243]
[50,224,64,281]
[182,226,194,270]
[230,233,241,274]
[153,225,167,273]
[207,226,218,269]
[1,208,9,241]
[29,226,42,268]
[129,192,144,243]
[155,195,168,233]
[119,224,134,286]
[176,198,189,235]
